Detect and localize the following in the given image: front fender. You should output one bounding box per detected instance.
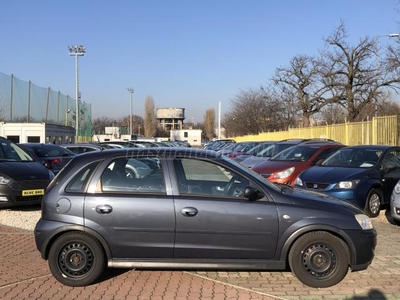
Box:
[277,222,357,266]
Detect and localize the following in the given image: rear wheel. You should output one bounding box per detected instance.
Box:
[289,231,349,288]
[364,189,382,218]
[48,232,106,287]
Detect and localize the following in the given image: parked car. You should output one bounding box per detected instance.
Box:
[61,143,104,154]
[252,143,345,186]
[0,137,54,207]
[233,141,276,163]
[240,139,321,169]
[390,179,400,226]
[18,143,76,175]
[224,141,263,159]
[35,147,376,288]
[294,145,400,217]
[63,143,154,177]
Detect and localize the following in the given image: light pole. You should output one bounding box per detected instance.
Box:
[65,108,71,126]
[374,34,399,116]
[127,87,134,137]
[68,45,86,141]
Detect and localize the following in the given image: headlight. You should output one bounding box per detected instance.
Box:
[394,181,400,194]
[355,214,373,230]
[273,167,295,179]
[334,180,360,189]
[294,177,303,186]
[0,175,11,185]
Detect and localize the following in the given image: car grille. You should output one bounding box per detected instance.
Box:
[10,180,50,191]
[305,182,330,190]
[12,196,43,203]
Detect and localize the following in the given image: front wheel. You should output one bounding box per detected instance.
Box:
[48,232,106,287]
[289,231,349,288]
[364,189,382,218]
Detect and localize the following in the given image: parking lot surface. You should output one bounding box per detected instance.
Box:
[0,212,399,300]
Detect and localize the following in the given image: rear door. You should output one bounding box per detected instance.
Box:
[83,155,175,259]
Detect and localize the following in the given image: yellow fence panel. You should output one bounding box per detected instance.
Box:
[233,115,399,146]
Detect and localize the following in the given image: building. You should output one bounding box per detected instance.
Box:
[0,122,75,144]
[156,108,185,131]
[170,129,202,147]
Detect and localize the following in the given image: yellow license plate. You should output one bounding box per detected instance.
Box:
[22,189,45,196]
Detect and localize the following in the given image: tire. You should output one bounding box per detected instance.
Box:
[289,231,349,288]
[48,232,106,287]
[364,189,382,218]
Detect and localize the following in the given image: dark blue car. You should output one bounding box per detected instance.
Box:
[294,145,400,217]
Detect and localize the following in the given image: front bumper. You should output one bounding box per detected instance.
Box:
[344,228,377,271]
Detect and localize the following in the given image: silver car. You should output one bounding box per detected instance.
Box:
[390,180,400,225]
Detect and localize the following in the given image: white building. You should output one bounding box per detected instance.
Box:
[0,122,75,144]
[170,129,202,147]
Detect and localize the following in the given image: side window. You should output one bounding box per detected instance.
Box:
[175,158,250,198]
[312,148,341,166]
[381,150,400,169]
[66,161,100,193]
[101,157,165,194]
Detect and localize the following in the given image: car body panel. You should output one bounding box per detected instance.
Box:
[34,147,376,287]
[251,144,345,186]
[18,143,76,174]
[0,138,52,207]
[294,145,400,210]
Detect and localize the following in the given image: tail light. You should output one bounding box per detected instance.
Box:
[44,158,61,170]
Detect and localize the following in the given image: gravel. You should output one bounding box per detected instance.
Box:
[0,205,41,231]
[0,205,392,232]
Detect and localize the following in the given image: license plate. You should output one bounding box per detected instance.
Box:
[22,189,45,196]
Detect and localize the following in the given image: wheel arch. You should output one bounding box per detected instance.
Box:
[41,225,112,261]
[279,224,354,267]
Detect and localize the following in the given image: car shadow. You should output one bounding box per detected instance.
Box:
[94,268,132,284]
[348,288,387,299]
[2,204,41,212]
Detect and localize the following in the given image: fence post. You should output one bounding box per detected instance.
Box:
[372,117,378,144]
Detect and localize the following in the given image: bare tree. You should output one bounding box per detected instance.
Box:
[92,116,117,134]
[203,108,216,140]
[321,22,400,121]
[272,55,342,127]
[143,96,157,137]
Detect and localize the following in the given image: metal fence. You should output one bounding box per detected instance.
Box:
[0,71,92,139]
[234,115,400,146]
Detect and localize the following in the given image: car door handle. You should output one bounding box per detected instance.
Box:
[96,205,113,214]
[181,207,198,217]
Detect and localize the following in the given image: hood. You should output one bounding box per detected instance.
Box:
[252,160,304,173]
[299,166,368,183]
[287,186,364,215]
[241,156,270,168]
[0,161,50,180]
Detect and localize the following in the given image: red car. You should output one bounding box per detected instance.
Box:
[251,142,345,186]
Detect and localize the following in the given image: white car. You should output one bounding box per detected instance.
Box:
[390,180,400,225]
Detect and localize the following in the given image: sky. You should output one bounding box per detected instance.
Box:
[1,0,400,123]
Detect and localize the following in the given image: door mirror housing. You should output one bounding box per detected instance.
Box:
[243,186,264,201]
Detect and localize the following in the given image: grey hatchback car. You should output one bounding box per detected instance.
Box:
[34,148,376,288]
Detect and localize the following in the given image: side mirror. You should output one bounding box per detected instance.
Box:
[243,186,264,201]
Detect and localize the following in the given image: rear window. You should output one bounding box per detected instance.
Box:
[30,145,74,157]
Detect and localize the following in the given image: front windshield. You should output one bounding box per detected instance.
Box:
[271,145,319,162]
[0,140,34,162]
[256,143,294,158]
[321,148,382,168]
[245,142,274,156]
